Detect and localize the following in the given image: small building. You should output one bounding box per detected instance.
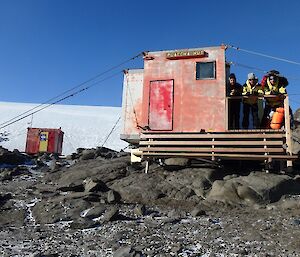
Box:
[121,45,296,167]
[121,46,228,142]
[25,127,64,155]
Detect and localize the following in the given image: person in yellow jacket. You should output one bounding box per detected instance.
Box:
[260,70,288,128]
[242,73,264,129]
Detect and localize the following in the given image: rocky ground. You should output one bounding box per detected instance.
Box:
[1,142,300,257]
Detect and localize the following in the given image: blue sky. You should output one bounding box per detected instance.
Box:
[0,0,300,111]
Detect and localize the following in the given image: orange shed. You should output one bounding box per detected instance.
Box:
[25,128,64,155]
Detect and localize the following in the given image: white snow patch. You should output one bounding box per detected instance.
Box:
[0,101,128,155]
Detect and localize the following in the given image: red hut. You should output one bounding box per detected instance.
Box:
[25,128,64,155]
[121,45,296,168]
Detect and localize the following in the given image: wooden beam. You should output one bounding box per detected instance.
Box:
[140,140,283,146]
[139,147,284,153]
[140,133,284,139]
[141,129,282,134]
[139,152,298,160]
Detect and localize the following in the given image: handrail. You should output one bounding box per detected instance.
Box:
[227,94,287,100]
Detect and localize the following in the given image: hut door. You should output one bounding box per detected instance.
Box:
[149,80,173,130]
[39,131,49,152]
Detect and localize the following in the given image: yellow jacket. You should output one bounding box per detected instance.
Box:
[242,80,264,105]
[264,77,286,95]
[264,77,286,107]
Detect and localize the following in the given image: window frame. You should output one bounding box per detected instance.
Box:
[196,61,216,80]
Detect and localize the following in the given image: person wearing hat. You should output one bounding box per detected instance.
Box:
[261,70,288,91]
[242,73,264,129]
[227,73,242,129]
[260,70,289,128]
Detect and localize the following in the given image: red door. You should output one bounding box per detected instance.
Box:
[149,80,173,130]
[47,131,55,153]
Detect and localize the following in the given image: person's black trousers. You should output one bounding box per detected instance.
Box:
[242,103,259,129]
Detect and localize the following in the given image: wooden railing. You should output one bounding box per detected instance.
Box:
[136,95,297,162]
[138,130,297,161]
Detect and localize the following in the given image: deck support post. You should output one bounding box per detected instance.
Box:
[145,161,149,174]
[284,95,293,170]
[211,138,215,161]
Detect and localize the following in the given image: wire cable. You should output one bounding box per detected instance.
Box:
[0,71,122,130]
[121,145,129,151]
[229,61,300,81]
[101,116,121,148]
[0,52,143,128]
[227,45,300,66]
[229,61,267,73]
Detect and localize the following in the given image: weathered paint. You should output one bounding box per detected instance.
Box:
[120,69,143,143]
[141,46,226,132]
[149,80,173,130]
[25,128,64,155]
[121,46,228,144]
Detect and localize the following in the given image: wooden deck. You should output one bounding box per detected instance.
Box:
[135,96,297,163]
[138,130,298,161]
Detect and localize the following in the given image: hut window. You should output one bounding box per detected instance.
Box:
[196,61,216,80]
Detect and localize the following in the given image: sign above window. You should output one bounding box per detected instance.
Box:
[166,50,207,59]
